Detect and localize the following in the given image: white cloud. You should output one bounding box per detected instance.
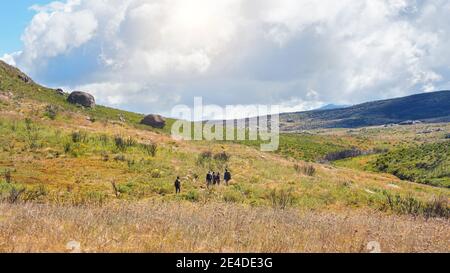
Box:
[1,52,20,66]
[7,0,450,117]
[19,6,98,69]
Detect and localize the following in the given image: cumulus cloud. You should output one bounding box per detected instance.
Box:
[7,0,450,117]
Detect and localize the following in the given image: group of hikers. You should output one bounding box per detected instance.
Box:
[174,169,232,194]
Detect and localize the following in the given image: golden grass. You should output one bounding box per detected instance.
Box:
[0,201,448,253]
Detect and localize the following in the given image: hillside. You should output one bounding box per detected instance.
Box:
[281,91,450,131]
[0,60,176,133]
[372,141,450,188]
[0,60,449,252]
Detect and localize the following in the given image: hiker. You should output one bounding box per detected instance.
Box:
[215,172,221,185]
[212,172,216,185]
[206,171,213,188]
[224,169,231,186]
[174,176,181,194]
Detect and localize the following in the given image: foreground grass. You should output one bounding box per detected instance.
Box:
[0,201,448,253]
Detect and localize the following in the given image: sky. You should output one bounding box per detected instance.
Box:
[1,0,450,118]
[0,1,51,56]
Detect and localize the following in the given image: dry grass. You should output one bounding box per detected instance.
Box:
[0,201,448,253]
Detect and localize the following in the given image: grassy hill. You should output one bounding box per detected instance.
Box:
[0,60,176,133]
[281,91,450,131]
[0,60,449,252]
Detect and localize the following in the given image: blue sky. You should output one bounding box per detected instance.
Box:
[0,1,50,55]
[1,0,450,117]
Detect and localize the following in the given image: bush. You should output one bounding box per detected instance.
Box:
[197,151,212,165]
[44,104,58,120]
[24,119,40,150]
[184,190,200,202]
[380,191,449,219]
[269,188,294,209]
[197,151,230,167]
[63,142,72,154]
[7,187,25,204]
[98,134,109,146]
[324,149,365,161]
[71,131,88,143]
[214,151,230,162]
[141,142,157,157]
[117,183,133,194]
[114,135,136,151]
[294,163,316,176]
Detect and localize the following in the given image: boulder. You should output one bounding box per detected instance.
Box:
[17,74,32,84]
[140,114,166,129]
[56,88,65,96]
[67,91,95,108]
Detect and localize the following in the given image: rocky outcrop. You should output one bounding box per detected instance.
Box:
[67,91,96,108]
[140,114,166,129]
[56,88,65,96]
[18,74,32,83]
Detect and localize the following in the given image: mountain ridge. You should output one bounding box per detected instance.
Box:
[281,90,450,131]
[2,60,449,132]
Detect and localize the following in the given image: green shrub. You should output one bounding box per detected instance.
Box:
[44,104,58,120]
[184,190,200,202]
[24,119,41,150]
[268,188,294,209]
[63,142,72,154]
[6,187,25,204]
[71,131,88,143]
[117,183,133,194]
[141,142,157,157]
[114,135,136,151]
[98,134,109,146]
[197,151,212,166]
[380,191,449,219]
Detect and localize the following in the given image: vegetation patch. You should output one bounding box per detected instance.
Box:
[379,191,449,219]
[371,141,450,188]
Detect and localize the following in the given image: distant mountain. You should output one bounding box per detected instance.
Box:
[315,104,351,111]
[281,91,450,131]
